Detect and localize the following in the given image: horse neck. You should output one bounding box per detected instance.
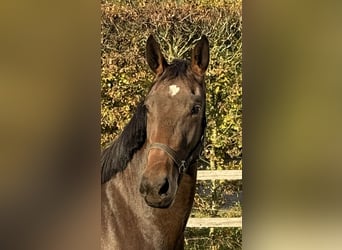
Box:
[103,145,147,209]
[102,144,198,247]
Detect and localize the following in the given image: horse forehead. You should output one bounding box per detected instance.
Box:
[168,84,180,96]
[151,89,185,106]
[151,81,187,97]
[147,78,203,105]
[161,84,194,102]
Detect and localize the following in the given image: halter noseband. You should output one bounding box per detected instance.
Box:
[148,135,204,173]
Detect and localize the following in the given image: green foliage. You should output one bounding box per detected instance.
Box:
[185,227,242,250]
[193,180,242,218]
[101,0,242,248]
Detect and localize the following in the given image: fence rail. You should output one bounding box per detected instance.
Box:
[187,217,242,228]
[186,170,242,228]
[197,170,242,181]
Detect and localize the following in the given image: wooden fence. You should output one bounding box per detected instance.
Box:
[187,170,242,228]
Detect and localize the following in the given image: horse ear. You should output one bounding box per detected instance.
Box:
[191,35,210,76]
[146,35,168,76]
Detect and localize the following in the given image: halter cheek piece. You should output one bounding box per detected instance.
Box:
[148,135,204,173]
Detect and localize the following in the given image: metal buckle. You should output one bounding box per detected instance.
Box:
[179,160,187,173]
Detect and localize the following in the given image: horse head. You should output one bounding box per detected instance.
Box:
[139,35,209,208]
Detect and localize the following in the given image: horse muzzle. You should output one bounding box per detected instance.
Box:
[139,166,177,208]
[144,194,174,209]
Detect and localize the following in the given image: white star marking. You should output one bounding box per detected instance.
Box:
[169,85,180,96]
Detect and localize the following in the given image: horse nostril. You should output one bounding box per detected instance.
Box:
[158,178,169,196]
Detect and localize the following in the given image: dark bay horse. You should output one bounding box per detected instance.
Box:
[101,35,209,250]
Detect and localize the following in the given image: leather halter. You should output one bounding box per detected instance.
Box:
[148,135,204,173]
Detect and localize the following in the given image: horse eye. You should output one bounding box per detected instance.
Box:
[191,105,201,115]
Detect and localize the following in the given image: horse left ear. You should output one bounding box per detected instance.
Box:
[191,35,210,76]
[146,35,168,76]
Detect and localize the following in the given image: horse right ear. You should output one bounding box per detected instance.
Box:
[191,35,210,76]
[146,35,168,76]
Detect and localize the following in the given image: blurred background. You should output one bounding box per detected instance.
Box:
[0,1,100,249]
[244,0,342,249]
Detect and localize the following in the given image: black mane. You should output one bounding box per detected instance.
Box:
[101,102,147,183]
